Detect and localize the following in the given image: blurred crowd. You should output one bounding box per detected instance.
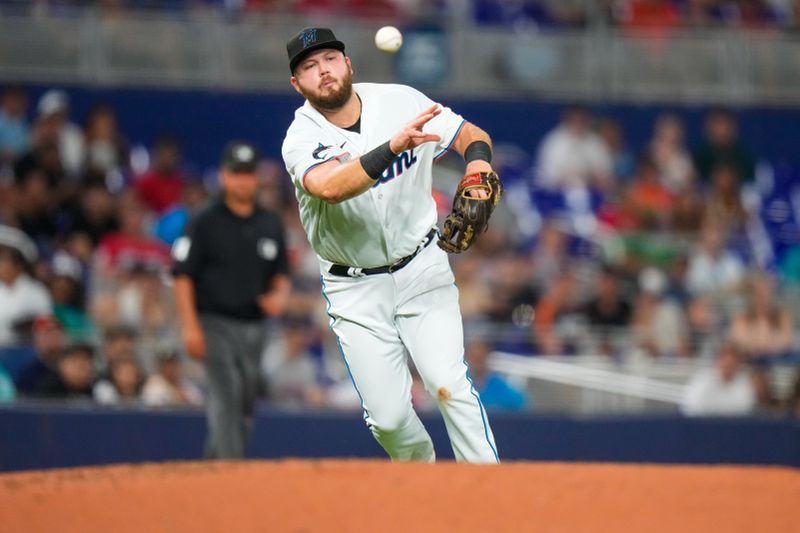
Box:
[475,0,800,30]
[3,0,800,31]
[455,102,800,416]
[0,83,797,417]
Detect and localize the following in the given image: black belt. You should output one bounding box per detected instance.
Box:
[328,228,438,277]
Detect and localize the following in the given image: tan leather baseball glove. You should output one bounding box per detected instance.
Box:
[437,171,503,254]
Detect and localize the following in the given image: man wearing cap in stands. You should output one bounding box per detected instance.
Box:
[0,224,51,347]
[173,141,291,459]
[35,89,85,179]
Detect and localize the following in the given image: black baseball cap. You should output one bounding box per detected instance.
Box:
[221,141,259,173]
[287,27,345,73]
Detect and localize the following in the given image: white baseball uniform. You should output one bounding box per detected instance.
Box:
[282,82,498,463]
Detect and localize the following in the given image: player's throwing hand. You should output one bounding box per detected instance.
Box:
[389,104,442,154]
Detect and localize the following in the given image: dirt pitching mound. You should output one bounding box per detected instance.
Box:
[1,460,798,533]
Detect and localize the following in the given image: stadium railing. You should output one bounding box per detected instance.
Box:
[0,10,799,104]
[488,352,799,414]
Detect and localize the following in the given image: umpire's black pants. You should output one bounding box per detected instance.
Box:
[200,313,266,459]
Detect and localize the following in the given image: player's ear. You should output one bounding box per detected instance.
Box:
[345,56,353,75]
[289,76,302,95]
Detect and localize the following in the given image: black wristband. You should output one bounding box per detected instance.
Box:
[359,141,396,181]
[464,140,492,164]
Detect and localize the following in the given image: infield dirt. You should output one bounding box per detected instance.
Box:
[1,460,798,532]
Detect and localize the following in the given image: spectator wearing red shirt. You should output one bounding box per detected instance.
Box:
[620,0,682,29]
[135,136,184,214]
[95,191,171,277]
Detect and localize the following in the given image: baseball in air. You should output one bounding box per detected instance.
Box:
[375,26,403,53]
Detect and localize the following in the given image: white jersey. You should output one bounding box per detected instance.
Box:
[282,83,465,268]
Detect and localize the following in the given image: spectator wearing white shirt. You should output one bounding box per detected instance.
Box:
[36,89,85,180]
[93,357,144,405]
[536,106,613,191]
[685,220,744,296]
[141,349,202,407]
[631,267,690,358]
[681,343,756,416]
[0,225,51,347]
[648,113,695,193]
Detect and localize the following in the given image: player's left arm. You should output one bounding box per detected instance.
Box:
[436,121,504,253]
[452,122,493,173]
[452,122,494,198]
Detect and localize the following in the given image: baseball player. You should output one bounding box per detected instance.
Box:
[282,28,500,463]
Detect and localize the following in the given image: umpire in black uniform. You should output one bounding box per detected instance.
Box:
[173,141,291,459]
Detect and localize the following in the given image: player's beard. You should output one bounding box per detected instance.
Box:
[302,69,353,111]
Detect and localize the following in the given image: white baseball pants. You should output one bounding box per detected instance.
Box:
[320,240,499,463]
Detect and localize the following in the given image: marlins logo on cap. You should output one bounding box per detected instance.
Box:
[301,29,317,47]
